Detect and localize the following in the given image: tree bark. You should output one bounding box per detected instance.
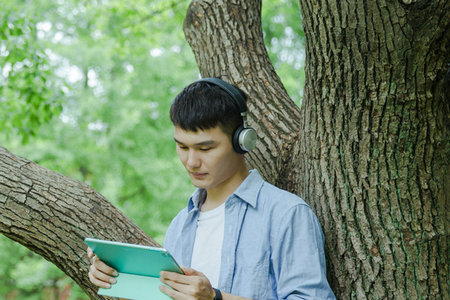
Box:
[298,0,449,298]
[0,146,158,299]
[184,0,449,298]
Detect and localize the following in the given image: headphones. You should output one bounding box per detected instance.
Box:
[194,77,257,154]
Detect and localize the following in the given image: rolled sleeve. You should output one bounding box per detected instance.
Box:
[272,204,335,299]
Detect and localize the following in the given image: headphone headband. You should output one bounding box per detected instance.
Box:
[194,78,247,113]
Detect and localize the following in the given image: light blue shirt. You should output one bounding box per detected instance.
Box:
[164,170,336,299]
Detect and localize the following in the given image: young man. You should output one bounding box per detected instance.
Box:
[88,78,336,299]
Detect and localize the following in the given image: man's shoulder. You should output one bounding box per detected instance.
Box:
[259,179,309,208]
[240,169,310,210]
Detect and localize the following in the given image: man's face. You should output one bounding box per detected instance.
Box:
[174,126,245,191]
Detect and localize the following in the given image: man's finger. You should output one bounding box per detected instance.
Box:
[160,268,205,285]
[94,257,118,276]
[89,264,118,287]
[160,276,195,295]
[160,270,195,286]
[181,267,201,276]
[89,271,111,289]
[159,284,188,300]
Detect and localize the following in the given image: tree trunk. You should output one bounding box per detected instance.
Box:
[0,146,158,299]
[184,0,449,299]
[298,0,449,298]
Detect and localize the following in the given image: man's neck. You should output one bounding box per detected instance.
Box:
[201,167,249,211]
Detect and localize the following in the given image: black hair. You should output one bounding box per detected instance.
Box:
[169,80,246,138]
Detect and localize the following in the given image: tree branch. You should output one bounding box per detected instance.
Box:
[0,146,158,299]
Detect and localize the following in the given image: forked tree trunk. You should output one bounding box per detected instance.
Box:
[184,0,449,299]
[0,0,448,299]
[183,0,303,188]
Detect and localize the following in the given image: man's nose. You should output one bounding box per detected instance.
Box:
[186,150,201,168]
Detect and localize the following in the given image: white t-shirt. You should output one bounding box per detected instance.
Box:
[190,203,225,287]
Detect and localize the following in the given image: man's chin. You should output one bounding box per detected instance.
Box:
[189,177,209,189]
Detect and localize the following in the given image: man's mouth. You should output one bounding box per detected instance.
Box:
[191,172,207,179]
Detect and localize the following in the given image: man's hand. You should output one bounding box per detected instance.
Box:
[159,267,216,300]
[87,247,118,289]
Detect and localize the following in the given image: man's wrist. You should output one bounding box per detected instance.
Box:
[213,288,222,300]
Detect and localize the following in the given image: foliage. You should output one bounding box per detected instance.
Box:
[0,0,304,298]
[262,0,305,106]
[0,2,64,143]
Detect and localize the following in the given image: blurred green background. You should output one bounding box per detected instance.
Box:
[0,0,304,298]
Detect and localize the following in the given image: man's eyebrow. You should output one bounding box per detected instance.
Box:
[173,138,216,146]
[194,140,216,146]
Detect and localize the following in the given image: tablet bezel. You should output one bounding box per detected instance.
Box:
[84,237,184,277]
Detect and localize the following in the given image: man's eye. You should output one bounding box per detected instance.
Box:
[200,148,211,152]
[178,145,188,150]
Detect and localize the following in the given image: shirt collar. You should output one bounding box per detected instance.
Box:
[187,169,263,211]
[187,188,206,211]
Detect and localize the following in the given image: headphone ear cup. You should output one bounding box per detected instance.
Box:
[239,127,257,153]
[232,126,257,154]
[232,126,247,154]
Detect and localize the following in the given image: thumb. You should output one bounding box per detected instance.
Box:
[87,247,94,259]
[181,267,202,276]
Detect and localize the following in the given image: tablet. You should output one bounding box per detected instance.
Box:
[85,237,183,300]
